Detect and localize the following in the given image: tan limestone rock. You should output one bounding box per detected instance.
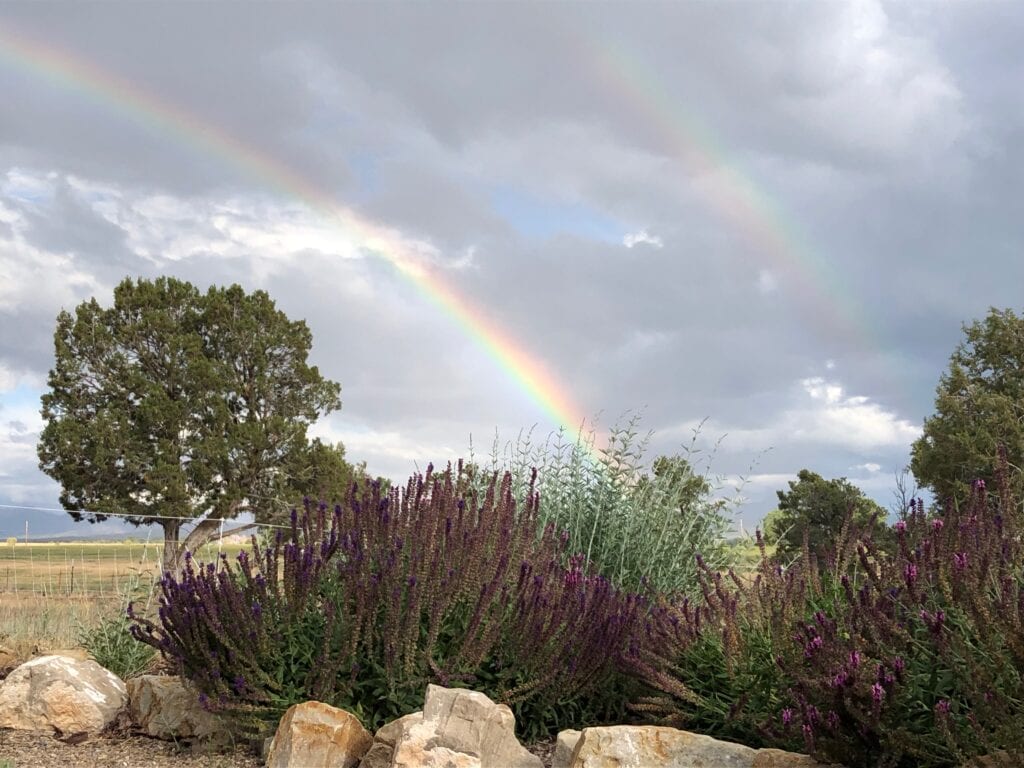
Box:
[0,646,19,676]
[390,685,540,768]
[0,655,127,735]
[126,675,224,741]
[552,729,582,768]
[266,700,373,768]
[567,726,835,768]
[359,713,422,768]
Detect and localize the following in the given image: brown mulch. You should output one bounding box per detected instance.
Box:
[0,728,557,768]
[0,728,263,768]
[527,736,557,768]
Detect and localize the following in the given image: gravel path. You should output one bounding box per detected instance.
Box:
[0,728,558,768]
[0,729,263,768]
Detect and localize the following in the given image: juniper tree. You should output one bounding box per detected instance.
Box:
[38,276,342,574]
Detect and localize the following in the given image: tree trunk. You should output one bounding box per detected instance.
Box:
[160,519,183,576]
[160,513,258,578]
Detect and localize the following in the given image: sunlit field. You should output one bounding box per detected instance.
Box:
[0,539,245,660]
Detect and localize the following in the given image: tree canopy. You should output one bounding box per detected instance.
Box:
[911,308,1024,508]
[38,276,343,572]
[769,469,887,561]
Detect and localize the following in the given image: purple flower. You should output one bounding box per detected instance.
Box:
[895,520,907,534]
[935,699,951,716]
[892,656,905,673]
[849,650,862,668]
[871,683,885,703]
[904,563,918,586]
[933,519,944,532]
[953,552,968,571]
[782,708,793,726]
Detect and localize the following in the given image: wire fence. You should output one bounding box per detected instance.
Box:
[0,503,268,600]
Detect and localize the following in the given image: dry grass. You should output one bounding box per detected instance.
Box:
[0,538,246,664]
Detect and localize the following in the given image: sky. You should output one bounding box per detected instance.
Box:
[1,1,1022,539]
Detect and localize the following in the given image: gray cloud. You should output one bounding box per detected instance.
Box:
[1,1,1021,529]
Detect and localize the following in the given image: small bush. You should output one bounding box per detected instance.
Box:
[78,611,156,680]
[474,415,738,596]
[131,465,644,739]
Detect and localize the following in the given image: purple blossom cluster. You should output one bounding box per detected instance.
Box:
[130,463,644,735]
[625,449,1024,767]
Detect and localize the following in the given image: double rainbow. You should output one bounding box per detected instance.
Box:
[0,23,856,439]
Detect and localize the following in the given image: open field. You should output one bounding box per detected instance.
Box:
[0,539,248,660]
[0,539,247,597]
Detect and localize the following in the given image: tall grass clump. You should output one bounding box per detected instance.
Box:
[130,464,645,739]
[474,414,738,596]
[628,450,1024,767]
[77,570,156,680]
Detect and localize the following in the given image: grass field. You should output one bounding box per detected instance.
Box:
[0,538,247,661]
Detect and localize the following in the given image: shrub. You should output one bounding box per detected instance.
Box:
[130,465,644,739]
[473,415,737,596]
[77,611,156,680]
[629,451,1024,767]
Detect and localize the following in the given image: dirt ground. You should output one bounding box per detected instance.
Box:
[0,728,263,768]
[0,726,558,768]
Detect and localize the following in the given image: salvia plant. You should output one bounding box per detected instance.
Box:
[473,414,738,597]
[130,464,645,738]
[629,450,1024,768]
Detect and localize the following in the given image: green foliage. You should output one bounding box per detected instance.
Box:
[37,276,343,573]
[132,467,644,740]
[77,610,156,681]
[912,307,1024,507]
[773,469,889,561]
[630,458,1024,767]
[474,415,737,596]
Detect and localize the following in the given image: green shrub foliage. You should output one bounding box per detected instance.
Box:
[78,612,156,681]
[629,451,1024,767]
[476,416,736,596]
[130,465,644,738]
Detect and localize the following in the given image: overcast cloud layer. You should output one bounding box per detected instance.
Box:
[1,2,1022,538]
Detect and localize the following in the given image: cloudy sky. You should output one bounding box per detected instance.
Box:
[1,2,1021,538]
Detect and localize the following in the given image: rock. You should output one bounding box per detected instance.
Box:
[390,684,541,768]
[126,675,224,742]
[564,726,833,768]
[266,700,373,768]
[552,730,582,768]
[36,648,91,662]
[0,646,19,676]
[359,713,423,768]
[0,655,127,735]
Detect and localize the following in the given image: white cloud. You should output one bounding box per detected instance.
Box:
[310,420,462,482]
[786,0,967,163]
[665,376,921,454]
[757,269,778,294]
[855,462,882,473]
[622,229,664,249]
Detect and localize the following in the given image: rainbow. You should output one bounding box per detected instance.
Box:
[582,40,871,350]
[0,24,868,449]
[0,24,587,433]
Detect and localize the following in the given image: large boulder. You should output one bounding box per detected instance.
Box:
[359,713,423,768]
[555,726,834,768]
[126,675,224,742]
[266,700,373,768]
[389,684,541,768]
[0,655,127,735]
